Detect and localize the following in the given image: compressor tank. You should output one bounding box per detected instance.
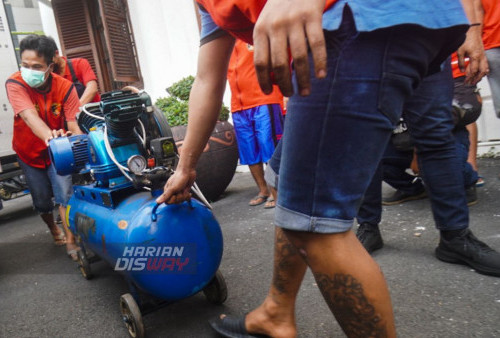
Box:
[66,189,223,301]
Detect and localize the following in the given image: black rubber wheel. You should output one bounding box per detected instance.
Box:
[77,249,92,280]
[203,270,228,304]
[120,293,145,338]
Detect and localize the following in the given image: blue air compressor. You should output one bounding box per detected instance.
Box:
[48,90,226,338]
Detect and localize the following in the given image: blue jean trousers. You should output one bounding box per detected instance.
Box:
[273,8,465,233]
[18,158,73,213]
[357,125,478,228]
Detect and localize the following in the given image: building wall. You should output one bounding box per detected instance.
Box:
[126,0,200,102]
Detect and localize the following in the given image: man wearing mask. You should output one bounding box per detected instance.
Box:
[5,35,82,260]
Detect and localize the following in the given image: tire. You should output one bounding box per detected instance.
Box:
[77,249,92,280]
[203,270,228,304]
[120,293,145,338]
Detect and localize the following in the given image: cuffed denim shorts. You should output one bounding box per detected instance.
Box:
[274,7,465,234]
[18,157,73,213]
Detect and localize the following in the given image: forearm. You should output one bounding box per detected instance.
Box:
[461,0,478,23]
[176,35,235,172]
[19,110,53,142]
[474,0,484,29]
[79,81,98,106]
[67,121,83,135]
[458,0,487,84]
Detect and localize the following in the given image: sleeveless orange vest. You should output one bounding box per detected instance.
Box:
[196,0,338,44]
[7,72,75,168]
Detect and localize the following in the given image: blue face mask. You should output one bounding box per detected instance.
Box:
[21,66,51,88]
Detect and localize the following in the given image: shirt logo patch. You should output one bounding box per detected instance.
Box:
[51,103,62,117]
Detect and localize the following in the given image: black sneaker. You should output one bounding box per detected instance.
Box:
[466,185,478,206]
[435,229,500,277]
[382,189,427,206]
[356,223,384,253]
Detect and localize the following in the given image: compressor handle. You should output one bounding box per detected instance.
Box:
[151,203,160,222]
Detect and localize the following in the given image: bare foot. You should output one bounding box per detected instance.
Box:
[49,226,66,246]
[244,297,297,338]
[66,242,80,261]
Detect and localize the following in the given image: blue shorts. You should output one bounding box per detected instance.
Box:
[232,104,283,165]
[18,157,73,213]
[274,7,463,234]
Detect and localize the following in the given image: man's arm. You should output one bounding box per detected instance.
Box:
[156,34,235,204]
[64,87,83,135]
[7,82,67,145]
[474,0,485,32]
[458,0,489,84]
[78,80,98,106]
[19,109,66,145]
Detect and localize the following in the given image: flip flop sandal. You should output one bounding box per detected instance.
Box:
[67,247,81,262]
[264,198,275,209]
[208,315,269,338]
[249,195,269,206]
[52,232,67,246]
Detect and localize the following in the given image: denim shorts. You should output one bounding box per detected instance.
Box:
[274,7,465,233]
[18,157,73,213]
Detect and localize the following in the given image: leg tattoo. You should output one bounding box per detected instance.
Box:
[315,273,387,338]
[272,229,301,294]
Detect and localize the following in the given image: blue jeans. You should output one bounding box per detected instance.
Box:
[485,47,500,118]
[357,125,478,227]
[273,7,464,233]
[18,158,73,213]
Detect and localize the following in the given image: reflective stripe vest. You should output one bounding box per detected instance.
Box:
[7,72,75,168]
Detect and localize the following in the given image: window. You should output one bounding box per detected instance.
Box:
[52,0,142,92]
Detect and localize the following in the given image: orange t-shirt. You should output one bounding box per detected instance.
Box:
[227,40,283,112]
[62,57,101,102]
[481,0,500,50]
[196,0,337,45]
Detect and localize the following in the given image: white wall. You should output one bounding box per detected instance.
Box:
[126,0,200,102]
[38,0,61,50]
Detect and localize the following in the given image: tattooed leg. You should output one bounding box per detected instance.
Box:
[243,227,307,338]
[283,229,396,338]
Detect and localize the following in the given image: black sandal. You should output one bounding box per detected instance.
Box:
[208,315,269,338]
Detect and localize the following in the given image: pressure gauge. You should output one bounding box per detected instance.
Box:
[127,155,147,174]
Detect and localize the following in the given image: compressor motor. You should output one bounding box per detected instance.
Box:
[50,90,178,193]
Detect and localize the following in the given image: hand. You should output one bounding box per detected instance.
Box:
[253,0,327,97]
[456,26,489,85]
[45,129,72,145]
[156,168,196,205]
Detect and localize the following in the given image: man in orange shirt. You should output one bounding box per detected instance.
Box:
[227,40,284,208]
[5,35,82,260]
[48,36,100,106]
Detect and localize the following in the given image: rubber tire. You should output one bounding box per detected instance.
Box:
[77,249,92,280]
[120,293,145,338]
[203,270,228,304]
